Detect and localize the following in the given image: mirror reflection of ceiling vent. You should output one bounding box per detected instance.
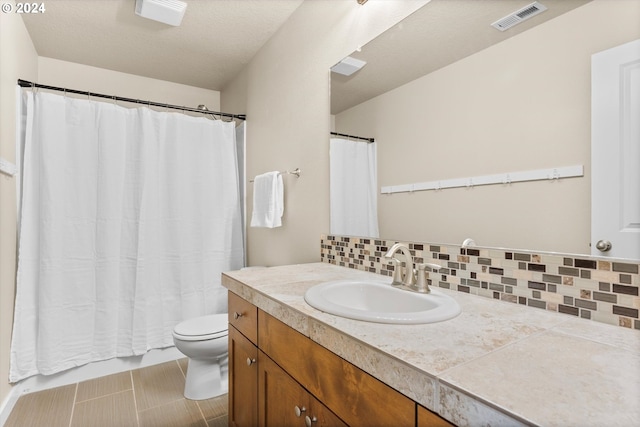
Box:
[491,2,547,31]
[331,56,367,76]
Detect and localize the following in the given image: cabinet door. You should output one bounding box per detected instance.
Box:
[417,404,454,427]
[259,351,347,427]
[229,325,258,427]
[259,351,308,427]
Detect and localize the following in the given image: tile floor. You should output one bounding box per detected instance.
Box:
[4,359,228,427]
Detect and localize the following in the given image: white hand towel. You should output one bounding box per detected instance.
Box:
[250,171,284,228]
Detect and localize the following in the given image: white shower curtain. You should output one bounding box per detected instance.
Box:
[329,138,379,238]
[10,91,244,382]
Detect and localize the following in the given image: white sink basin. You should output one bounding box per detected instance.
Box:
[304,279,461,324]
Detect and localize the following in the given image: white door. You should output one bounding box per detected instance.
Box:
[591,39,640,259]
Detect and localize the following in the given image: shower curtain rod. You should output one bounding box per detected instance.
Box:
[330,131,374,143]
[17,79,246,121]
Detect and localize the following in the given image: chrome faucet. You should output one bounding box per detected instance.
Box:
[383,243,415,287]
[384,243,442,294]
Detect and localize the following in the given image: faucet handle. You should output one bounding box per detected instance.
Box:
[386,258,404,286]
[415,263,441,293]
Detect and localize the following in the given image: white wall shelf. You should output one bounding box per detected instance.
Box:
[381,165,584,195]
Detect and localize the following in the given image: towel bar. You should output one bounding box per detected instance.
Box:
[250,168,301,183]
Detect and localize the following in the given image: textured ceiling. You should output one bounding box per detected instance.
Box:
[331,0,592,114]
[21,0,304,90]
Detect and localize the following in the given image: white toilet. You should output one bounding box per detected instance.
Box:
[172,313,229,400]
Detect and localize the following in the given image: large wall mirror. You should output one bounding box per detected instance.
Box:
[331,0,640,260]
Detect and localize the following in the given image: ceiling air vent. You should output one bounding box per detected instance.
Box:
[491,2,548,31]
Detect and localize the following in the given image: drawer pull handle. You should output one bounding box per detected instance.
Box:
[233,312,243,320]
[246,357,256,366]
[305,415,317,427]
[294,406,306,417]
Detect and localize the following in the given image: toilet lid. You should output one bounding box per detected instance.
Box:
[173,314,228,339]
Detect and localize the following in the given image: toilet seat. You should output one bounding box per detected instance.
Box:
[173,314,228,342]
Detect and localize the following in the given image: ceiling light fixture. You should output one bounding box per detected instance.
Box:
[135,0,187,27]
[357,0,368,5]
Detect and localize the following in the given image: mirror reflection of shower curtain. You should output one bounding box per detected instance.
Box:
[330,138,379,238]
[10,90,244,382]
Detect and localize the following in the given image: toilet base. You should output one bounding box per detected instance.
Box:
[184,357,229,400]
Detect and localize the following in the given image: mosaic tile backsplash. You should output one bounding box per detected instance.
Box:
[321,235,640,330]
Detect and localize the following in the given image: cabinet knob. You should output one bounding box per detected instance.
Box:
[305,415,317,427]
[294,405,306,417]
[233,312,243,320]
[246,357,256,366]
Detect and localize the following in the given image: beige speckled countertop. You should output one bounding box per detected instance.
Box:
[222,263,640,427]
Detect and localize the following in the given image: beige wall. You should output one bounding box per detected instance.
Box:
[0,2,38,405]
[223,0,428,267]
[335,0,640,254]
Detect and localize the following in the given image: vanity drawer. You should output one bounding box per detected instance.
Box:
[228,291,258,344]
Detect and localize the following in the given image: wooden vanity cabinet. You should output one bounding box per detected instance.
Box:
[228,290,454,427]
